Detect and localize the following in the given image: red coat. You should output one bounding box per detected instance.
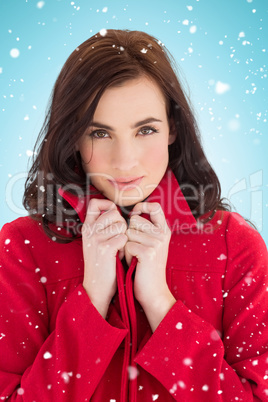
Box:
[0,168,267,401]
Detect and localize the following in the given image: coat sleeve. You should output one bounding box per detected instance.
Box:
[0,222,128,401]
[134,213,268,401]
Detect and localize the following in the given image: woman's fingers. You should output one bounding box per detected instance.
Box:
[83,199,127,236]
[126,227,163,248]
[130,202,168,231]
[84,198,117,226]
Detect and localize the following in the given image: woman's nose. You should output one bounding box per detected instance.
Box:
[111,141,138,171]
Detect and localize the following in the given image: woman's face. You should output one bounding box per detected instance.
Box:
[76,75,176,206]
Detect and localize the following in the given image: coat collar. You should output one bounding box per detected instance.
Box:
[58,168,196,232]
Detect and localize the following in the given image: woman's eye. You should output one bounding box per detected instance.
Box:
[90,130,109,139]
[139,126,158,136]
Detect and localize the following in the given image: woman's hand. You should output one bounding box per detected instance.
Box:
[124,202,176,331]
[82,198,128,318]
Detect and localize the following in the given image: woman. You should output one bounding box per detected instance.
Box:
[0,29,267,401]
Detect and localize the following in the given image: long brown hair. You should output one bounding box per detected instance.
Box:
[23,29,231,242]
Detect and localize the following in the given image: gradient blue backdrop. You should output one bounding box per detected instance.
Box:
[1,0,267,246]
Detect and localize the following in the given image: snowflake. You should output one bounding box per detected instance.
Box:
[176,322,183,330]
[43,351,52,359]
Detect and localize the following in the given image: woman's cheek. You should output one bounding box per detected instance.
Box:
[145,145,169,167]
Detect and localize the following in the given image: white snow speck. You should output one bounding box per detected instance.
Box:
[183,357,193,366]
[217,254,227,260]
[24,239,30,244]
[26,150,33,156]
[188,47,193,53]
[24,115,29,121]
[39,185,45,192]
[141,48,148,54]
[17,388,24,395]
[152,394,159,401]
[178,381,186,389]
[40,276,47,283]
[238,31,245,38]
[182,19,189,25]
[215,81,230,94]
[37,1,45,9]
[252,360,258,366]
[0,67,3,74]
[5,239,10,245]
[189,25,197,34]
[99,29,107,37]
[102,7,108,12]
[61,371,71,384]
[176,322,183,330]
[169,383,177,394]
[128,365,139,380]
[10,48,20,58]
[223,292,228,298]
[0,333,6,340]
[202,385,209,391]
[43,351,52,359]
[187,5,193,10]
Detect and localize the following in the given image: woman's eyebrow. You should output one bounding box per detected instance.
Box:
[90,117,163,131]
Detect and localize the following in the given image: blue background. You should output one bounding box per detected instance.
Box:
[1,0,267,246]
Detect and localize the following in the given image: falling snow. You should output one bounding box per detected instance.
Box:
[215,81,231,94]
[43,351,52,359]
[99,29,107,36]
[10,48,20,58]
[189,25,197,34]
[36,1,45,9]
[183,357,193,366]
[176,322,183,330]
[128,365,139,380]
[217,254,227,260]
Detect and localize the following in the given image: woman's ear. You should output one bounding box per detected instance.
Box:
[168,118,177,145]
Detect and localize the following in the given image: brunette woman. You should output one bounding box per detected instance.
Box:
[0,29,267,401]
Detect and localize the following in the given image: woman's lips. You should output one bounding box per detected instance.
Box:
[108,176,144,191]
